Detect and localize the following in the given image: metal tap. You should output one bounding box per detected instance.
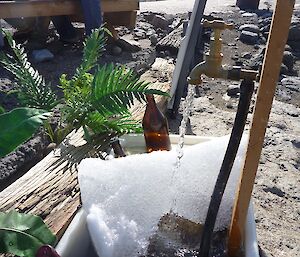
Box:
[188,20,258,85]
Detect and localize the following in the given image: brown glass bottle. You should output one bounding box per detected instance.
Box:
[142,94,171,153]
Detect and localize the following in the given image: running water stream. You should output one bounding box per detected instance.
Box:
[170,84,196,212]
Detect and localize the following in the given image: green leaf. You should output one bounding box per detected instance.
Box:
[0,30,57,110]
[91,64,169,116]
[0,108,51,157]
[0,210,57,257]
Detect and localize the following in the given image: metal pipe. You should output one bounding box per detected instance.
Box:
[198,79,255,257]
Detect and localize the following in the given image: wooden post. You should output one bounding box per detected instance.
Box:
[228,1,295,256]
[236,0,260,10]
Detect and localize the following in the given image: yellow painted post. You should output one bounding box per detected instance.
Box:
[228,0,295,256]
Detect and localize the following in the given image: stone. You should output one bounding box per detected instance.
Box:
[260,24,270,33]
[31,49,54,63]
[242,12,258,19]
[239,31,258,44]
[280,64,289,75]
[227,84,240,96]
[282,51,294,71]
[285,44,292,52]
[281,77,300,92]
[292,139,300,148]
[239,24,260,34]
[288,17,300,42]
[143,12,155,23]
[150,34,158,45]
[133,28,146,39]
[151,15,169,30]
[116,38,141,53]
[241,52,252,59]
[111,45,122,56]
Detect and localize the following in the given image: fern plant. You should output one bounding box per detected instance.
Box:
[60,28,169,136]
[0,30,57,111]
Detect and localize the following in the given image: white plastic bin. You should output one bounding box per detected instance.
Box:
[56,134,259,257]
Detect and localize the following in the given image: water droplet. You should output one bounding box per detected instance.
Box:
[9,241,13,246]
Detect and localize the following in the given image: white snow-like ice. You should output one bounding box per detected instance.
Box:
[78,135,248,257]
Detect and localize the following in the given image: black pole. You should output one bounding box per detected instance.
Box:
[198,79,255,257]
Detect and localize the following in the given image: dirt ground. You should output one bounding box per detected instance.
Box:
[0,4,299,257]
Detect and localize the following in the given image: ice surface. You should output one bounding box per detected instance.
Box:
[78,135,248,257]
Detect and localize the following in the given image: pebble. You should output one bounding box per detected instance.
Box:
[282,51,294,71]
[280,64,289,75]
[150,34,158,45]
[227,84,240,96]
[133,28,146,39]
[151,15,169,30]
[241,52,252,59]
[292,139,300,148]
[111,45,122,56]
[239,30,259,45]
[32,49,54,63]
[242,12,258,19]
[239,24,260,34]
[288,17,300,42]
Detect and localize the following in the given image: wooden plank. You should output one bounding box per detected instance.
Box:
[0,0,139,19]
[228,1,295,256]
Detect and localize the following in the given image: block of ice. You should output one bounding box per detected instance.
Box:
[78,134,248,257]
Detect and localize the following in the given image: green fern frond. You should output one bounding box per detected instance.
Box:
[91,64,169,116]
[86,111,142,135]
[74,28,107,80]
[0,30,57,111]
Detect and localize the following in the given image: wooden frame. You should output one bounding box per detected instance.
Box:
[0,0,139,29]
[0,0,139,18]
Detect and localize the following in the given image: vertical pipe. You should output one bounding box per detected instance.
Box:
[198,79,255,257]
[228,1,295,256]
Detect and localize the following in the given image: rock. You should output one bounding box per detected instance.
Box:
[263,186,285,197]
[133,28,146,39]
[282,51,294,71]
[260,24,270,33]
[242,12,258,19]
[285,44,292,52]
[239,24,260,34]
[156,25,183,55]
[288,17,300,42]
[150,34,158,45]
[241,52,252,59]
[116,38,141,52]
[31,49,54,63]
[280,64,289,75]
[281,77,300,92]
[226,102,234,109]
[227,84,240,96]
[292,139,300,148]
[240,31,259,44]
[151,15,169,30]
[246,47,265,69]
[143,12,155,23]
[111,45,122,56]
